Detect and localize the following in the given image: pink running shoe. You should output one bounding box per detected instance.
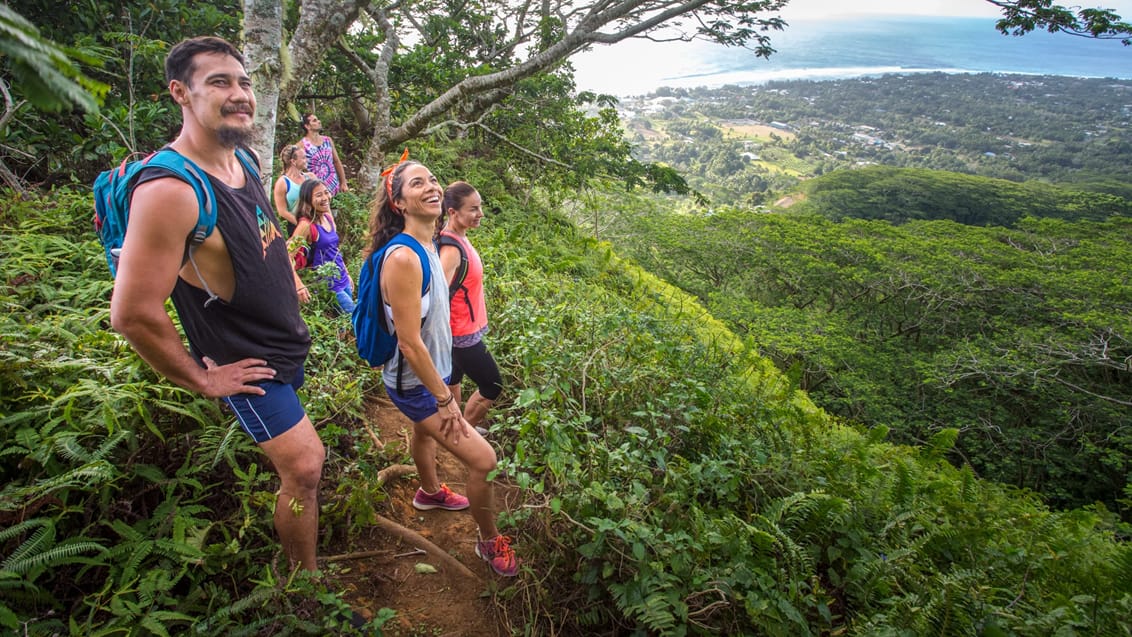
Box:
[475,534,520,577]
[412,484,469,511]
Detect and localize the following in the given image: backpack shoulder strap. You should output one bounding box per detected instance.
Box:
[234,146,262,181]
[135,147,231,307]
[138,148,217,247]
[383,234,433,393]
[387,233,432,296]
[139,147,259,245]
[437,233,468,298]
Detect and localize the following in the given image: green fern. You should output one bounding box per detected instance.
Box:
[1113,544,1132,594]
[0,459,116,511]
[0,518,105,578]
[914,569,983,636]
[0,520,54,572]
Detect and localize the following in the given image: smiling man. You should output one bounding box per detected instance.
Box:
[109,36,322,572]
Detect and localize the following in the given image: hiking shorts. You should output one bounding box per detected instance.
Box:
[223,367,306,443]
[386,376,451,423]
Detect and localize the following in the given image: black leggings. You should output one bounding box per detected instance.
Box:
[450,340,503,401]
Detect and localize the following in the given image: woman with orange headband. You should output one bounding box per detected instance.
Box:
[361,152,520,577]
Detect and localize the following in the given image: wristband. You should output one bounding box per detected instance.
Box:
[437,393,454,408]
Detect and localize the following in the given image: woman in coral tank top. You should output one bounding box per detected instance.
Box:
[438,181,503,437]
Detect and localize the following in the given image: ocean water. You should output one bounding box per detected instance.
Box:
[571,16,1132,96]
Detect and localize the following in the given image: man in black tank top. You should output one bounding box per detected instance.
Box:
[109,37,324,574]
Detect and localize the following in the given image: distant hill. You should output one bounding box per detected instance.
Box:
[620,73,1132,208]
[785,165,1132,226]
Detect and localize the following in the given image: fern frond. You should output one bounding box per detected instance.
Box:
[121,541,153,583]
[915,569,982,636]
[54,432,92,463]
[0,521,53,572]
[1113,544,1132,594]
[891,459,916,507]
[194,585,280,633]
[0,519,48,543]
[2,540,105,576]
[90,429,131,462]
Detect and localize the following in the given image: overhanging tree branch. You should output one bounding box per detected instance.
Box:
[262,0,1127,191]
[985,0,1132,43]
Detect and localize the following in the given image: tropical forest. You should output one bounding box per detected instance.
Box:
[1,1,1130,636]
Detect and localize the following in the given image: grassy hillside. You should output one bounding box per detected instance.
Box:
[1,186,1130,635]
[581,164,1132,516]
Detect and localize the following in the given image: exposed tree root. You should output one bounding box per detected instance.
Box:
[370,514,482,581]
[324,548,392,562]
[324,461,480,580]
[375,463,416,485]
[361,418,385,450]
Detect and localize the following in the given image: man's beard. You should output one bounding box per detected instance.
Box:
[218,125,253,149]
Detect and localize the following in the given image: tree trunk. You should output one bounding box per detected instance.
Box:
[284,0,372,105]
[243,0,284,189]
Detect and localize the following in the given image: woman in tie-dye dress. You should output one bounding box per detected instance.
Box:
[298,112,348,196]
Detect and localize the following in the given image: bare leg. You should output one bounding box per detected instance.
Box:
[463,391,494,431]
[411,423,441,494]
[258,416,325,571]
[412,415,499,537]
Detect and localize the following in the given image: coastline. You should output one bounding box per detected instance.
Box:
[572,16,1132,97]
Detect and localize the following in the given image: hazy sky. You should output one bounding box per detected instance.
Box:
[781,0,1132,20]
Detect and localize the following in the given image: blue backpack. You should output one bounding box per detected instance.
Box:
[92,146,259,277]
[352,233,433,377]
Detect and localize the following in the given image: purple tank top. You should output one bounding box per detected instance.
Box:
[309,215,349,293]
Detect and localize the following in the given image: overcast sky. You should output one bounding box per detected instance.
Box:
[781,0,1132,20]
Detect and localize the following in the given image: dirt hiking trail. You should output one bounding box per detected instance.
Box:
[325,394,520,636]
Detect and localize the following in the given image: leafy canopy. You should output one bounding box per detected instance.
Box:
[0,4,108,113]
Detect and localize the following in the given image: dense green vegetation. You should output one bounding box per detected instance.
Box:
[794,165,1132,225]
[624,73,1132,205]
[582,167,1132,516]
[2,0,243,188]
[4,175,1132,635]
[4,4,1132,635]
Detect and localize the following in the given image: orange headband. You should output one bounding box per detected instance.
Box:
[380,148,410,212]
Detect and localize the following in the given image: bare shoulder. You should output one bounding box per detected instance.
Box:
[383,244,425,285]
[293,218,312,239]
[113,176,200,298]
[130,176,199,233]
[384,243,421,270]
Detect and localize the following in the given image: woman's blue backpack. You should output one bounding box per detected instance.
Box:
[352,233,432,368]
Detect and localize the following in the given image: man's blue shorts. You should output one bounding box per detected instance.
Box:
[386,377,449,423]
[223,368,306,444]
